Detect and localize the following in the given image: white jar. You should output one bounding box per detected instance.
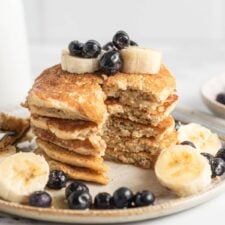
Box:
[0,0,31,107]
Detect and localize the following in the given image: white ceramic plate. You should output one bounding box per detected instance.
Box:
[0,107,224,224]
[0,160,224,224]
[201,74,225,118]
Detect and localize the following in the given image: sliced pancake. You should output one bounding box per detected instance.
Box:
[104,130,177,169]
[27,64,107,124]
[106,116,175,139]
[31,114,103,140]
[36,149,109,185]
[33,127,105,156]
[106,94,178,125]
[103,64,176,105]
[104,129,177,153]
[0,113,30,149]
[49,160,109,185]
[37,138,107,172]
[105,149,158,169]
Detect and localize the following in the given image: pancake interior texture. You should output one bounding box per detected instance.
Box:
[26,63,178,184]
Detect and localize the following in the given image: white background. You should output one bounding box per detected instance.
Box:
[22,0,225,112]
[23,0,225,43]
[1,0,225,224]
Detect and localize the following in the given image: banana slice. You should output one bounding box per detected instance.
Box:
[61,49,99,74]
[120,47,162,74]
[178,123,221,155]
[0,152,49,203]
[155,145,212,197]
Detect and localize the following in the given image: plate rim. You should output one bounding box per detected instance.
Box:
[0,107,225,223]
[0,176,224,224]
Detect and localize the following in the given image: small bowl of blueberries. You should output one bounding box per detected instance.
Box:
[201,73,225,119]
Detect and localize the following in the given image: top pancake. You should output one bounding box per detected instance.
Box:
[103,64,176,103]
[27,64,107,124]
[27,64,177,128]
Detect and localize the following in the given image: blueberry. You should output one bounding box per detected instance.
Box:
[200,153,224,177]
[130,40,138,46]
[216,148,225,161]
[112,187,133,208]
[29,191,52,208]
[103,42,116,51]
[82,40,101,58]
[67,190,92,210]
[112,30,130,49]
[216,93,225,105]
[68,40,83,57]
[211,157,225,178]
[99,50,122,75]
[65,182,89,199]
[180,141,196,148]
[47,170,67,190]
[94,192,112,209]
[134,191,155,207]
[175,120,181,130]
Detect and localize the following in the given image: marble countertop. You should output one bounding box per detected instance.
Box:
[1,41,225,225]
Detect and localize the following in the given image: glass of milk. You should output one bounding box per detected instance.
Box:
[0,0,31,108]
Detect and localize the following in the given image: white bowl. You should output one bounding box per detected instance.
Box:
[201,74,225,119]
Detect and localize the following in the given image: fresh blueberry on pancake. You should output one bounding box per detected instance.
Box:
[113,30,130,49]
[68,40,83,57]
[99,50,122,75]
[82,40,101,58]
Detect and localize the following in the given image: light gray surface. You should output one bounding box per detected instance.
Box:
[22,0,225,42]
[1,42,225,224]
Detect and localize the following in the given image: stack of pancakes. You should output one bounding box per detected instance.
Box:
[27,66,109,184]
[103,64,178,168]
[26,64,178,184]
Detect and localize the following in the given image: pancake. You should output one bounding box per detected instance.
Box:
[33,127,105,156]
[31,114,103,140]
[104,130,177,169]
[106,94,178,125]
[103,64,176,105]
[36,149,109,185]
[0,113,30,149]
[26,62,178,172]
[104,129,177,153]
[27,64,107,124]
[49,160,109,185]
[105,116,175,139]
[105,149,158,169]
[37,138,108,172]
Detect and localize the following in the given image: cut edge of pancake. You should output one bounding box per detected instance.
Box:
[37,138,108,173]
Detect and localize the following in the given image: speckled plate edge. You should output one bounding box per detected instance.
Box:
[0,176,224,224]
